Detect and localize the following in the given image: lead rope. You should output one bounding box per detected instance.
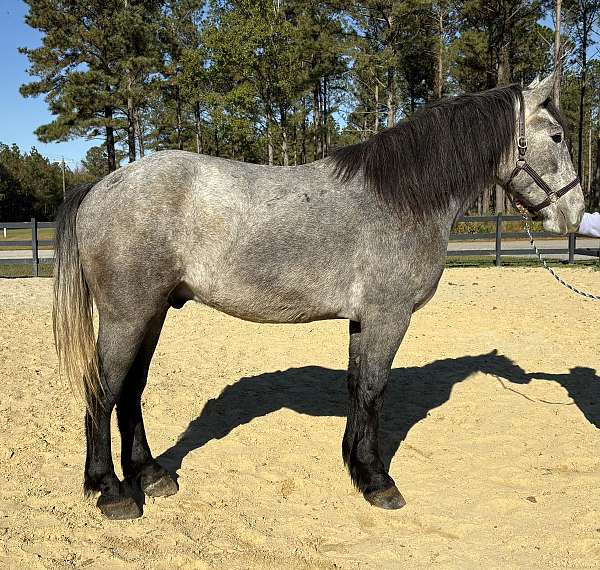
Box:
[516,205,600,301]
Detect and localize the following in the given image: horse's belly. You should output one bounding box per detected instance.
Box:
[192,284,350,324]
[181,260,359,324]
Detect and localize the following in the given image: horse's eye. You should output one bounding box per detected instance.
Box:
[551,133,562,143]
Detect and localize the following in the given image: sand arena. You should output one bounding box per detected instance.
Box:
[1,267,600,569]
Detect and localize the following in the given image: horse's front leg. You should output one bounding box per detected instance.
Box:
[343,310,411,509]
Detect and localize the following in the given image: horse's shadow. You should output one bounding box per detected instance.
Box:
[157,351,600,475]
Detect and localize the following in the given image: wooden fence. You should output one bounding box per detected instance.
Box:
[450,214,600,266]
[0,219,55,277]
[1,215,600,277]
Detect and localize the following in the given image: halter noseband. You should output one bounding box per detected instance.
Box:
[507,91,579,214]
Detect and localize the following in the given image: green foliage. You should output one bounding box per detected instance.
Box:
[80,146,114,180]
[453,220,544,233]
[451,0,552,90]
[20,0,163,170]
[0,144,62,220]
[13,0,600,219]
[0,143,104,220]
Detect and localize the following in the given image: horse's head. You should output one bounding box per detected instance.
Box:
[500,74,584,234]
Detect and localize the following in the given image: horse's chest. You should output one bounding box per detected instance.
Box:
[413,280,441,312]
[410,260,445,312]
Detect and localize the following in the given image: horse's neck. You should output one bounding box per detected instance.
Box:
[439,185,495,240]
[450,181,501,223]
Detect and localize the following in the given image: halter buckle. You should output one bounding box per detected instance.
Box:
[549,192,558,204]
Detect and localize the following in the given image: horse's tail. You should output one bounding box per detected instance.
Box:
[52,182,101,417]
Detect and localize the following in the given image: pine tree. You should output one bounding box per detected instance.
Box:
[20,0,163,172]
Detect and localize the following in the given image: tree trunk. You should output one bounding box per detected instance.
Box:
[281,106,289,166]
[267,114,274,166]
[374,81,379,133]
[497,42,511,85]
[313,85,321,161]
[176,88,183,151]
[126,74,136,163]
[587,126,593,195]
[487,26,496,88]
[594,127,600,208]
[482,186,491,214]
[293,124,298,166]
[595,101,600,199]
[387,68,395,126]
[577,9,588,180]
[409,83,416,114]
[301,101,307,164]
[194,101,202,154]
[134,109,145,158]
[596,137,600,187]
[104,106,116,173]
[553,0,562,107]
[433,7,444,100]
[322,77,328,158]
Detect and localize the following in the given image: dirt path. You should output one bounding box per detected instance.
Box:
[1,267,600,569]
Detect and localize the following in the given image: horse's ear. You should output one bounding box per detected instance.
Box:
[525,73,554,109]
[527,75,541,89]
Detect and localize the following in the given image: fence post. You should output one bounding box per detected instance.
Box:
[495,212,502,266]
[568,233,575,264]
[31,217,38,277]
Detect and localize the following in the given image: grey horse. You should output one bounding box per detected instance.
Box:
[53,75,584,519]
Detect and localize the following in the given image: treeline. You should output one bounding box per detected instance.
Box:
[0,144,107,220]
[0,144,65,220]
[11,0,600,219]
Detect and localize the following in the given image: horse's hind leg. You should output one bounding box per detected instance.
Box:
[116,310,178,498]
[84,308,162,519]
[343,311,411,510]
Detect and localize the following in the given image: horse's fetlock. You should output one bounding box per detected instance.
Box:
[83,477,101,498]
[84,469,120,498]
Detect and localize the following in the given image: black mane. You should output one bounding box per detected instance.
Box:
[332,84,523,218]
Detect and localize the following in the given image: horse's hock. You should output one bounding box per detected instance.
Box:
[1,267,600,568]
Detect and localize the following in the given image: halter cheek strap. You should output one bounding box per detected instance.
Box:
[507,90,579,214]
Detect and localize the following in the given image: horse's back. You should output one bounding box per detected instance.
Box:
[74,151,363,319]
[78,150,335,222]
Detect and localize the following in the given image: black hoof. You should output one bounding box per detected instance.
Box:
[364,485,406,510]
[141,470,179,498]
[97,494,142,520]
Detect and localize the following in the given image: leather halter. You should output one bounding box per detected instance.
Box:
[507,91,579,214]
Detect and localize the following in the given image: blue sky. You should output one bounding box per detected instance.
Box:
[0,0,97,165]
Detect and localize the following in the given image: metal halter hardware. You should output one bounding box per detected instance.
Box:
[507,91,580,214]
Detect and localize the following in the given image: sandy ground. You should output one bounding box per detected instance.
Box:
[2,267,600,569]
